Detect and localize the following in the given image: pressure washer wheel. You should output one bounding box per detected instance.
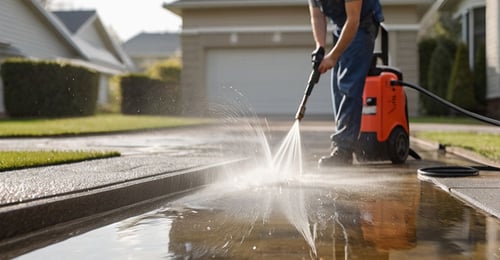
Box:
[388,126,409,164]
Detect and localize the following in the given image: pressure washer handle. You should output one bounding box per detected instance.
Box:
[296,47,325,120]
[304,46,325,96]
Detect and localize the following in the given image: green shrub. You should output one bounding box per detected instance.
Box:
[447,43,477,111]
[1,59,98,117]
[426,39,455,116]
[146,58,181,83]
[120,74,179,115]
[418,37,437,114]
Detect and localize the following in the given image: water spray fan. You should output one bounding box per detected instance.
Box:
[295,46,325,121]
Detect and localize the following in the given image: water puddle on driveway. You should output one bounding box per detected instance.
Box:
[16,168,500,259]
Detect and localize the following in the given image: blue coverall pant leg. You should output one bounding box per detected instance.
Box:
[330,27,376,152]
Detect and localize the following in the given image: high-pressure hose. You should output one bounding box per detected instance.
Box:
[295,47,325,121]
[392,80,500,127]
[391,80,500,177]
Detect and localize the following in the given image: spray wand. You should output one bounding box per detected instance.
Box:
[295,46,325,121]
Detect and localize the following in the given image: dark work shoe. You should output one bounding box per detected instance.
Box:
[318,148,353,167]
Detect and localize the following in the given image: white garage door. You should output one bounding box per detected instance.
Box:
[206,48,333,117]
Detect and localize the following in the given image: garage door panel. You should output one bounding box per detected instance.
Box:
[206,48,332,116]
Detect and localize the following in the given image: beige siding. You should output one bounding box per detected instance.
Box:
[486,0,500,98]
[183,6,309,28]
[77,22,107,50]
[181,35,206,114]
[0,76,4,114]
[0,0,76,59]
[383,6,420,24]
[390,31,420,116]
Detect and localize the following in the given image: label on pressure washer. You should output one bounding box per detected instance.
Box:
[362,97,377,115]
[362,106,377,115]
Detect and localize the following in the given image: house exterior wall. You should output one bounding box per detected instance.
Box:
[0,77,4,115]
[177,2,428,116]
[388,30,420,116]
[183,6,309,28]
[0,0,77,59]
[76,21,107,50]
[486,0,500,118]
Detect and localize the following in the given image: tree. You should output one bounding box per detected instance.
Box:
[426,40,455,116]
[447,43,477,112]
[474,43,487,109]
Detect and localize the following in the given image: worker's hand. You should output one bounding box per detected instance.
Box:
[318,53,337,74]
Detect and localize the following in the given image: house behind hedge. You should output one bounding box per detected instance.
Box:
[0,0,134,116]
[432,0,500,119]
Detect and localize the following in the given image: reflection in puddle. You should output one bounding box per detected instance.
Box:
[18,171,500,259]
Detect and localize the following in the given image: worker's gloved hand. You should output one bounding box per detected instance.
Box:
[311,46,325,71]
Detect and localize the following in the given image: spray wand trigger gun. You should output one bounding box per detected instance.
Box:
[295,46,325,121]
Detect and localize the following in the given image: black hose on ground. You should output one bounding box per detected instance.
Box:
[417,166,479,177]
[418,165,500,177]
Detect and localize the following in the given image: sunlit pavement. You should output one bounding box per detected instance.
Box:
[0,118,499,244]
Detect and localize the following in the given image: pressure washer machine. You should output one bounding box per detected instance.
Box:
[354,26,411,164]
[296,25,415,164]
[296,24,500,170]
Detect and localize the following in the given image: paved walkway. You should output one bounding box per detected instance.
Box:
[0,119,499,247]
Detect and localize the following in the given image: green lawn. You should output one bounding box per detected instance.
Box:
[0,114,206,137]
[0,150,120,172]
[415,131,500,161]
[410,116,499,162]
[0,114,207,171]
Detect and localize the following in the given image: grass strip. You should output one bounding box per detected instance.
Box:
[416,131,500,161]
[0,150,120,172]
[409,116,484,125]
[0,114,206,137]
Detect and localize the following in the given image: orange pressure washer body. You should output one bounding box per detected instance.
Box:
[354,25,411,164]
[355,67,410,164]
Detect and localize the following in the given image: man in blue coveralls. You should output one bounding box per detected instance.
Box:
[309,0,384,166]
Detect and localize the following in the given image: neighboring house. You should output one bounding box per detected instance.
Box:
[164,0,434,117]
[123,32,181,71]
[53,10,135,105]
[432,0,499,118]
[0,0,132,115]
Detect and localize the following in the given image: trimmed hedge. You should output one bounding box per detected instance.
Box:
[1,59,98,117]
[120,74,179,115]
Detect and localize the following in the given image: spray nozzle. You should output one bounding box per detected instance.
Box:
[295,47,325,121]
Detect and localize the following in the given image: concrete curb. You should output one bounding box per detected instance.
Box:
[411,136,500,218]
[0,159,244,242]
[411,136,500,168]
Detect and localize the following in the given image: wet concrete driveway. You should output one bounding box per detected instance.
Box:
[1,118,499,259]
